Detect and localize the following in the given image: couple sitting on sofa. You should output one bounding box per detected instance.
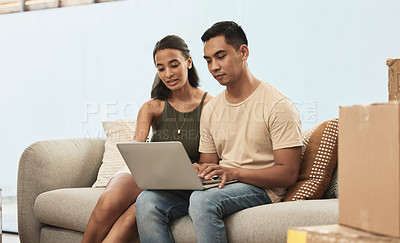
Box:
[82,21,303,243]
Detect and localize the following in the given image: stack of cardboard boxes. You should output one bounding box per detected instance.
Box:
[287,59,400,243]
[0,188,2,243]
[388,58,400,101]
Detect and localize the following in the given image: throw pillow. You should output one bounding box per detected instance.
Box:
[92,120,136,188]
[322,164,338,199]
[283,118,339,201]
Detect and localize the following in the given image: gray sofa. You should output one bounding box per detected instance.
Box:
[17,138,338,243]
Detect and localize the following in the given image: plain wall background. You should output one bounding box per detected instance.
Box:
[1,0,400,197]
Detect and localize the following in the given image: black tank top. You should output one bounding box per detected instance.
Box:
[150,92,208,163]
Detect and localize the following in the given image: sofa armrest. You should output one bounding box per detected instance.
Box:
[17,138,105,243]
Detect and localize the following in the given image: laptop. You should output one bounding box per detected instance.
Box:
[116,141,237,190]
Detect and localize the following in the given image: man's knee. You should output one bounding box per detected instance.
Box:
[135,191,145,212]
[135,191,157,217]
[189,191,221,216]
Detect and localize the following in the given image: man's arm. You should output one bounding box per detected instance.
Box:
[233,147,301,188]
[197,147,301,189]
[193,152,219,174]
[199,153,219,164]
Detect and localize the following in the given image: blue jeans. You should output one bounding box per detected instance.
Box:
[135,182,272,243]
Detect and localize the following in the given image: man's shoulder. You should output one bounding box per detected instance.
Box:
[253,82,300,120]
[258,81,287,100]
[250,81,292,110]
[203,91,225,109]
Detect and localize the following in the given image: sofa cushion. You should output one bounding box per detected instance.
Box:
[92,120,136,188]
[40,226,84,243]
[170,199,338,243]
[284,119,339,201]
[34,188,338,243]
[34,188,104,232]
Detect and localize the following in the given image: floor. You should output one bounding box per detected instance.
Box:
[2,196,18,232]
[2,196,19,243]
[2,233,20,243]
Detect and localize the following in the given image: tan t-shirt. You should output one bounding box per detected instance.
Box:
[199,81,302,203]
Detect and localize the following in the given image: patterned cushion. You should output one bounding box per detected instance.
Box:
[92,120,136,188]
[283,119,339,201]
[322,164,338,199]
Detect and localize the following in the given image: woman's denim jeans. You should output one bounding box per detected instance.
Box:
[135,182,272,243]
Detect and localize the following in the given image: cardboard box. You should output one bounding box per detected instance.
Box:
[338,102,400,237]
[388,58,400,101]
[0,188,1,243]
[0,188,3,243]
[287,224,400,243]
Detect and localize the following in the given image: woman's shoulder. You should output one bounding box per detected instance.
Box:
[141,99,165,114]
[200,89,214,105]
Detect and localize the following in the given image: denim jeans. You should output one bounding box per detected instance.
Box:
[135,182,272,243]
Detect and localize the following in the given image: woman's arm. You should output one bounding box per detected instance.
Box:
[133,99,163,142]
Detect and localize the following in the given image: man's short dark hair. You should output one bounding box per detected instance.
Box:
[201,21,248,50]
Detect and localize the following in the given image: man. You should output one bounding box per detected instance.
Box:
[135,21,303,243]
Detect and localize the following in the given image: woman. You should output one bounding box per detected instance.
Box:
[82,35,212,243]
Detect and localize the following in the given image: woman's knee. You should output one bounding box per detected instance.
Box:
[97,176,139,213]
[107,173,142,198]
[94,192,124,219]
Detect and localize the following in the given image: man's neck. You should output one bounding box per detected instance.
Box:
[225,69,261,104]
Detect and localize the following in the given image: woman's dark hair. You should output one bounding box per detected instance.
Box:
[151,35,200,100]
[201,21,248,50]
